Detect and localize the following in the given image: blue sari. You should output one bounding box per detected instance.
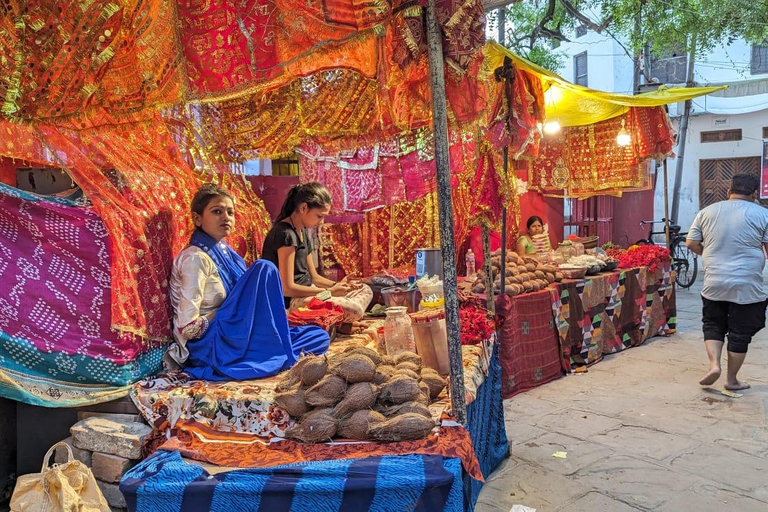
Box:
[184,230,330,381]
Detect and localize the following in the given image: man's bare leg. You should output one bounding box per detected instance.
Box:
[725,351,750,390]
[699,339,724,385]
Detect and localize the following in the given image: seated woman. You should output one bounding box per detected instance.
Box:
[517,215,551,259]
[167,184,330,381]
[261,182,373,323]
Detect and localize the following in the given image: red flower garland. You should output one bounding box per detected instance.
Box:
[459,304,497,345]
[618,245,671,273]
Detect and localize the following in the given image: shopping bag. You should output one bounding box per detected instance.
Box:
[10,441,109,512]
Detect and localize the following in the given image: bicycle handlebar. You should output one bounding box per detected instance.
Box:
[640,219,675,225]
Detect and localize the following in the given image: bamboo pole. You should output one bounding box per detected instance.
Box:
[425,0,466,425]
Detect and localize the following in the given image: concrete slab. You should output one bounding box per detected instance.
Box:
[478,276,768,511]
[555,491,646,511]
[510,432,614,476]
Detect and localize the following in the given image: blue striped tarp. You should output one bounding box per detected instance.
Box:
[120,450,463,512]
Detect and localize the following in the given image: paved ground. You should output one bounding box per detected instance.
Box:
[477,273,768,512]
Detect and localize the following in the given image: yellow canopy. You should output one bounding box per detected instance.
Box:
[485,41,727,127]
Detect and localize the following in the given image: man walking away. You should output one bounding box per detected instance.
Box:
[686,174,768,391]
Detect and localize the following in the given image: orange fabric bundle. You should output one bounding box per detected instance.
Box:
[287,299,345,331]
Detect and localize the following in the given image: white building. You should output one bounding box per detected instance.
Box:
[546,28,768,231]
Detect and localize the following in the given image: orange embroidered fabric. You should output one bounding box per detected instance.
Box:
[0,116,271,342]
[159,421,485,482]
[526,107,673,198]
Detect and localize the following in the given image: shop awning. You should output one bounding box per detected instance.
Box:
[485,41,727,127]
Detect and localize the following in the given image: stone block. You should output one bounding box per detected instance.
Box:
[77,411,143,424]
[92,452,136,483]
[53,437,93,467]
[97,480,127,509]
[71,417,151,460]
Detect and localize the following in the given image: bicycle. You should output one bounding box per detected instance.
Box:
[635,219,698,289]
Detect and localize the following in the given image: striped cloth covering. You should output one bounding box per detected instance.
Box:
[120,450,463,512]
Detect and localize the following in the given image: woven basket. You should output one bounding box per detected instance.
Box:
[579,236,599,249]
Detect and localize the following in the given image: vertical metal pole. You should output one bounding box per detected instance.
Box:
[426,0,466,425]
[671,37,697,222]
[497,7,506,46]
[482,225,496,315]
[663,159,671,249]
[500,147,508,289]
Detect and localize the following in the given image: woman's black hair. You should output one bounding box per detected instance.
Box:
[276,182,332,222]
[191,184,234,215]
[526,215,544,230]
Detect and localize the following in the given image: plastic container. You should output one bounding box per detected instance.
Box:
[381,286,422,313]
[465,249,476,279]
[383,306,416,355]
[410,308,450,374]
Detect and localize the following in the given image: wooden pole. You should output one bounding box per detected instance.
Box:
[663,159,671,249]
[482,224,496,315]
[425,0,466,425]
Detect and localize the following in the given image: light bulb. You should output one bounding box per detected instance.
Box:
[616,119,631,146]
[543,121,561,134]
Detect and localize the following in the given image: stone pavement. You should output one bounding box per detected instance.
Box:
[477,273,768,512]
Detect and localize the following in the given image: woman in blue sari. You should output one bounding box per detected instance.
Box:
[166,184,330,381]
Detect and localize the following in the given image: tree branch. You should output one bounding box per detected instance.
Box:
[558,0,612,33]
[530,0,558,49]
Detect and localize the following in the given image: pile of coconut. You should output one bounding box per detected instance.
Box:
[274,347,447,444]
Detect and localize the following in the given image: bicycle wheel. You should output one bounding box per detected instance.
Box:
[671,238,698,288]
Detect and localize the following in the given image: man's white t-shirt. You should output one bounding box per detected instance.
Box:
[687,199,768,304]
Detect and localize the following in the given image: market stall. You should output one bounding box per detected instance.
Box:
[121,324,506,511]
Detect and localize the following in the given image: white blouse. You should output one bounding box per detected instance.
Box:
[165,246,226,368]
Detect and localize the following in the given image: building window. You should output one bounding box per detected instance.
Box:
[752,44,768,75]
[700,129,742,143]
[271,157,300,176]
[649,51,687,84]
[575,25,587,38]
[763,126,768,139]
[574,52,588,86]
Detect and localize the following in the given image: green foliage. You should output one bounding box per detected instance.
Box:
[495,0,768,66]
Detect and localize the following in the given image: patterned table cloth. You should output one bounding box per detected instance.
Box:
[549,265,676,372]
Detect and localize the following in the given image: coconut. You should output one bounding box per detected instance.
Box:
[333,353,377,383]
[394,351,422,369]
[380,355,396,366]
[398,368,421,381]
[274,388,308,418]
[372,365,398,385]
[396,362,421,374]
[420,369,447,400]
[337,410,386,440]
[304,374,347,407]
[344,346,383,366]
[275,356,312,391]
[378,375,421,405]
[300,355,328,387]
[285,411,338,443]
[375,401,432,419]
[368,413,437,442]
[332,382,379,419]
[418,381,432,404]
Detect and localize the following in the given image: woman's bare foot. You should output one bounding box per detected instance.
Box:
[699,367,721,386]
[724,380,750,391]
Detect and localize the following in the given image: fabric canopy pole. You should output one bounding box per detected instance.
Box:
[426,0,466,425]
